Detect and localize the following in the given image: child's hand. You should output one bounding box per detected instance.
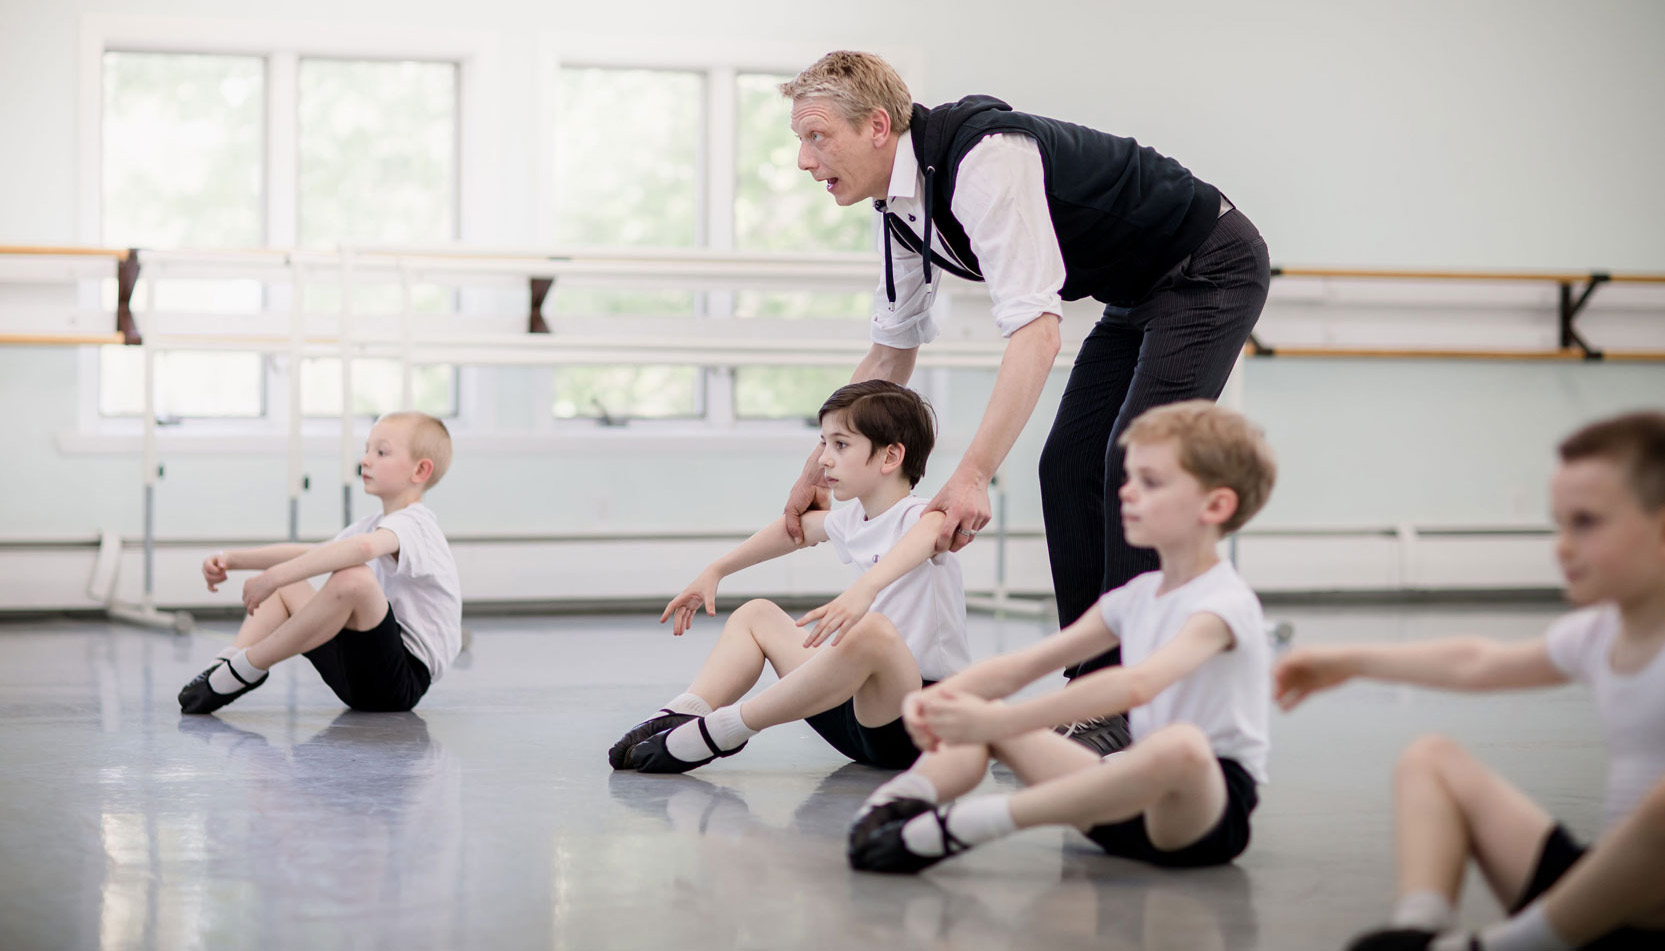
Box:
[203,551,230,592]
[796,587,876,648]
[1273,647,1353,711]
[659,569,720,636]
[901,688,941,753]
[242,572,277,616]
[918,688,1005,746]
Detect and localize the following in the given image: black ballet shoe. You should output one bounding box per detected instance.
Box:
[1054,712,1132,757]
[178,659,267,715]
[847,799,969,874]
[630,718,746,774]
[608,709,698,770]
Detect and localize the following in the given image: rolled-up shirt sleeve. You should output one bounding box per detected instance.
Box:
[869,240,940,348]
[952,133,1066,337]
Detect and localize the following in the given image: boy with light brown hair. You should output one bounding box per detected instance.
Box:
[848,400,1277,874]
[1277,411,1665,951]
[179,411,462,715]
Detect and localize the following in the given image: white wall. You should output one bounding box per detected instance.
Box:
[2,0,1664,606]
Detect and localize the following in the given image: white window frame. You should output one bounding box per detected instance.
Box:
[73,14,497,445]
[537,35,936,433]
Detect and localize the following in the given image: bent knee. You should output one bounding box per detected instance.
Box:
[326,564,380,598]
[1397,733,1467,777]
[841,612,906,655]
[1142,724,1215,776]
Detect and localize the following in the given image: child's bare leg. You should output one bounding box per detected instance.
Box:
[1393,734,1552,907]
[638,612,924,773]
[909,744,998,802]
[684,599,819,707]
[244,566,388,670]
[854,744,995,830]
[1002,723,1226,849]
[738,612,919,730]
[1538,775,1665,940]
[230,582,316,650]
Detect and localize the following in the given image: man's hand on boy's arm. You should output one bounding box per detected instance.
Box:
[783,445,831,545]
[240,531,398,614]
[1275,637,1567,711]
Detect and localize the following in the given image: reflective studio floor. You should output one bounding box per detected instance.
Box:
[0,604,1606,951]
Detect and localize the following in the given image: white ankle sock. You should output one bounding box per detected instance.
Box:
[1473,903,1572,951]
[662,692,713,717]
[665,704,756,761]
[900,795,1015,857]
[214,646,239,662]
[207,648,267,695]
[1391,890,1456,931]
[858,772,939,818]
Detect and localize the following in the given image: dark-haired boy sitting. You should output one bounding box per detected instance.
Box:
[611,380,970,774]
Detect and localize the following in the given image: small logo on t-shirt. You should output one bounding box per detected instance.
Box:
[873,555,880,563]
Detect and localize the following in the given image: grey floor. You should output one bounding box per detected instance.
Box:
[0,604,1605,951]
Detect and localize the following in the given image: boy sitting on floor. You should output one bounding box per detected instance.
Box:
[180,411,461,715]
[610,380,969,774]
[848,400,1276,874]
[1276,411,1665,951]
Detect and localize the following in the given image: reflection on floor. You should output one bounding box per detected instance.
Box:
[0,605,1603,951]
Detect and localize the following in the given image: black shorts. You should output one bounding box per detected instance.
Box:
[1513,824,1665,951]
[803,680,935,770]
[303,602,432,712]
[1085,757,1258,868]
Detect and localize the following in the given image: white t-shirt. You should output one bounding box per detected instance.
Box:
[1544,604,1665,831]
[823,496,971,682]
[331,502,463,681]
[1096,560,1271,783]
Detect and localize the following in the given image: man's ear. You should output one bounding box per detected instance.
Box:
[868,107,892,146]
[1202,486,1239,527]
[412,458,435,486]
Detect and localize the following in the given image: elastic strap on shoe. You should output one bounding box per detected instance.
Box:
[933,806,971,857]
[696,717,723,757]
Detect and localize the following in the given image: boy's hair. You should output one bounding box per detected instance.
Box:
[381,411,453,491]
[778,51,914,134]
[1558,411,1665,511]
[818,381,935,487]
[1118,400,1277,534]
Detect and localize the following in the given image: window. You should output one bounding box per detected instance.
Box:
[100,51,265,417]
[96,47,462,421]
[547,63,877,424]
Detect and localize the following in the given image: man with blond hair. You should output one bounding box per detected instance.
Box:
[777,51,1271,755]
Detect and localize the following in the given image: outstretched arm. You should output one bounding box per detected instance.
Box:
[661,513,830,635]
[1275,637,1567,711]
[915,612,1233,748]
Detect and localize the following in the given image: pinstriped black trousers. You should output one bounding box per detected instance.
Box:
[1040,208,1271,678]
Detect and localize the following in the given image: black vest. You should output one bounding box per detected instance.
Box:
[880,96,1221,308]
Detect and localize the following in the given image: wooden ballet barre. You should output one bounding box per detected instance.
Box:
[0,245,132,261]
[1271,266,1665,283]
[1242,344,1665,362]
[0,332,127,346]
